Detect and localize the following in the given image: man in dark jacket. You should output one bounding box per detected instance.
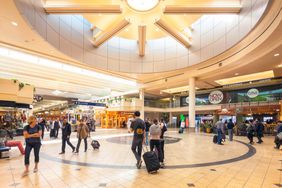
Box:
[255,120,264,144]
[59,119,75,154]
[130,111,145,169]
[227,119,235,141]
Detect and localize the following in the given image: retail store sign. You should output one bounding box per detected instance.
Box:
[74,101,106,107]
[185,97,189,104]
[209,90,223,104]
[247,88,259,98]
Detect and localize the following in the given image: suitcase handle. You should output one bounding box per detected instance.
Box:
[142,145,149,152]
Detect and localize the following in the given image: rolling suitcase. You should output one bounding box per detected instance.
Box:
[142,147,160,173]
[91,140,100,150]
[178,127,184,134]
[213,135,218,143]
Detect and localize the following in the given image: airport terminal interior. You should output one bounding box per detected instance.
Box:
[0,0,282,187]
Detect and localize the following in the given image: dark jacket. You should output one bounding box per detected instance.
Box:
[227,121,234,129]
[277,123,282,134]
[256,122,264,136]
[62,122,72,138]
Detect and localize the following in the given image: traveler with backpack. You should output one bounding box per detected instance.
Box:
[246,120,255,144]
[75,120,89,153]
[59,119,75,154]
[130,111,145,169]
[227,119,235,141]
[22,116,42,176]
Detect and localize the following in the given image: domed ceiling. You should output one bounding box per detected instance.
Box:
[44,0,241,56]
[13,0,270,74]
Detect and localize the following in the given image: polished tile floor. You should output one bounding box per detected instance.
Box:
[0,129,281,188]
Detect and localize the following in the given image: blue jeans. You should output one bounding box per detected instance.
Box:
[217,129,222,144]
[145,132,149,146]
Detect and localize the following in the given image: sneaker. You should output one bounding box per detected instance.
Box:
[74,151,79,153]
[59,152,65,155]
[72,147,75,152]
[160,162,165,168]
[33,168,38,173]
[137,160,142,169]
[218,143,224,145]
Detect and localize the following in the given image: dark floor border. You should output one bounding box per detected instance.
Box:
[41,138,256,170]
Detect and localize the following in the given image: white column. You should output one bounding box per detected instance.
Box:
[139,89,145,120]
[189,77,196,129]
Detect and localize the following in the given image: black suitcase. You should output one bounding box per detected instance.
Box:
[143,149,160,173]
[91,140,100,150]
[213,135,218,143]
[179,127,184,134]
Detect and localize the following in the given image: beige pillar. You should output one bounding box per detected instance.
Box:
[189,77,196,128]
[139,89,145,120]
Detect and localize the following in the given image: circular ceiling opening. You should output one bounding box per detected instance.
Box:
[126,0,159,12]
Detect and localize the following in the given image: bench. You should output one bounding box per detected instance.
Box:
[0,147,11,159]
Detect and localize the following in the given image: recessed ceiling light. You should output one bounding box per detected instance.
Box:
[274,53,280,57]
[11,21,18,26]
[155,28,160,32]
[235,73,239,76]
[278,64,282,68]
[98,13,102,16]
[125,28,129,32]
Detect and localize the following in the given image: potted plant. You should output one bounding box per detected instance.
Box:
[205,123,212,133]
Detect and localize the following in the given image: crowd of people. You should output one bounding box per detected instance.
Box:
[130,111,167,169]
[1,111,282,176]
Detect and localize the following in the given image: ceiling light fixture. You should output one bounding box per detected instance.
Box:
[11,21,18,26]
[235,73,239,76]
[278,64,282,68]
[126,0,159,12]
[52,90,62,95]
[274,53,280,57]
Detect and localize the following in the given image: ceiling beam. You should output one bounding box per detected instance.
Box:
[138,25,146,57]
[44,5,122,14]
[93,19,130,47]
[155,19,191,48]
[164,5,241,14]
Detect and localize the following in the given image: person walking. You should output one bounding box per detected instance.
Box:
[144,118,151,146]
[59,119,75,154]
[215,119,224,145]
[52,118,61,139]
[274,121,282,149]
[159,119,167,167]
[246,120,255,144]
[75,120,89,153]
[149,119,164,168]
[130,111,145,169]
[255,120,264,144]
[22,116,42,176]
[227,119,235,141]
